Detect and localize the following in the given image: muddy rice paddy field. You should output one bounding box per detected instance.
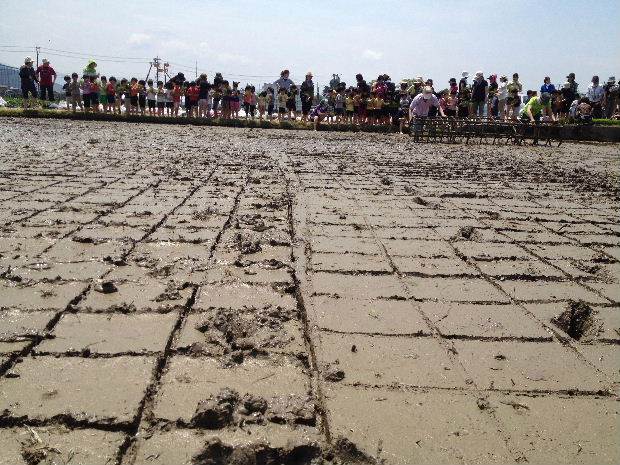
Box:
[0,117,618,464]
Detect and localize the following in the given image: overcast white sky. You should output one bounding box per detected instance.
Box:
[1,0,619,92]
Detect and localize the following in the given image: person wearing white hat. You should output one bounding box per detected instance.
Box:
[18,56,38,107]
[36,58,57,101]
[458,72,470,117]
[604,76,619,119]
[408,86,445,135]
[470,71,488,117]
[559,81,574,118]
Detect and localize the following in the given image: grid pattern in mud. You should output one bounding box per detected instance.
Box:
[0,118,618,465]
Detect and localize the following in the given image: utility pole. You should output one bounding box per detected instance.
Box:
[153,57,160,84]
[35,45,40,68]
[195,61,198,79]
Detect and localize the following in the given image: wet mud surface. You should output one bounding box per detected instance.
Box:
[0,117,619,464]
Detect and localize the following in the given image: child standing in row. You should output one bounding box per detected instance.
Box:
[137,80,147,115]
[99,76,108,112]
[106,77,117,114]
[62,75,71,110]
[147,79,157,116]
[257,91,267,120]
[164,82,173,116]
[231,82,241,119]
[156,81,165,116]
[243,85,253,120]
[345,91,354,123]
[90,76,100,113]
[277,88,288,121]
[266,87,275,120]
[172,82,181,116]
[68,73,83,112]
[287,85,298,120]
[335,90,344,123]
[128,78,138,115]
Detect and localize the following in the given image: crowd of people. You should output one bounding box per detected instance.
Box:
[17,56,620,131]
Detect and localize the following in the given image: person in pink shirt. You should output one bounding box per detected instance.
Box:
[409,86,445,119]
[35,58,57,101]
[409,86,445,139]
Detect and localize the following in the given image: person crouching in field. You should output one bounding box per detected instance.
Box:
[312,98,329,130]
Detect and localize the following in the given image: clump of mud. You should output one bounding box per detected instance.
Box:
[155,280,183,302]
[192,306,297,357]
[235,231,262,254]
[191,388,316,428]
[190,435,377,465]
[551,300,598,340]
[457,225,477,240]
[19,432,61,465]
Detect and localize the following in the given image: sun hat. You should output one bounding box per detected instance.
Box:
[475,71,483,78]
[462,71,469,78]
[423,86,433,94]
[306,71,313,77]
[540,92,551,104]
[42,58,49,64]
[24,56,33,63]
[608,76,616,83]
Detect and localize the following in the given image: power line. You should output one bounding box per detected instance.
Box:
[39,46,148,61]
[0,43,336,83]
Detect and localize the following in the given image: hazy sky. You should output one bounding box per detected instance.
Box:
[1,0,619,92]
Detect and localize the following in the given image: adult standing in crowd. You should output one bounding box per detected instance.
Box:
[19,56,38,107]
[83,60,98,78]
[356,73,370,94]
[566,72,579,97]
[458,72,470,117]
[497,75,508,119]
[274,69,294,92]
[540,76,555,95]
[470,71,488,117]
[487,74,498,117]
[36,58,57,101]
[586,75,605,118]
[604,77,619,118]
[300,71,314,122]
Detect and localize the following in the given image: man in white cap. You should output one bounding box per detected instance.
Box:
[409,85,445,137]
[36,58,57,101]
[470,71,488,117]
[300,71,314,122]
[586,76,605,118]
[604,76,619,119]
[18,56,38,107]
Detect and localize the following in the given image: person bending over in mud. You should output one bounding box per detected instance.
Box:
[312,99,329,131]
